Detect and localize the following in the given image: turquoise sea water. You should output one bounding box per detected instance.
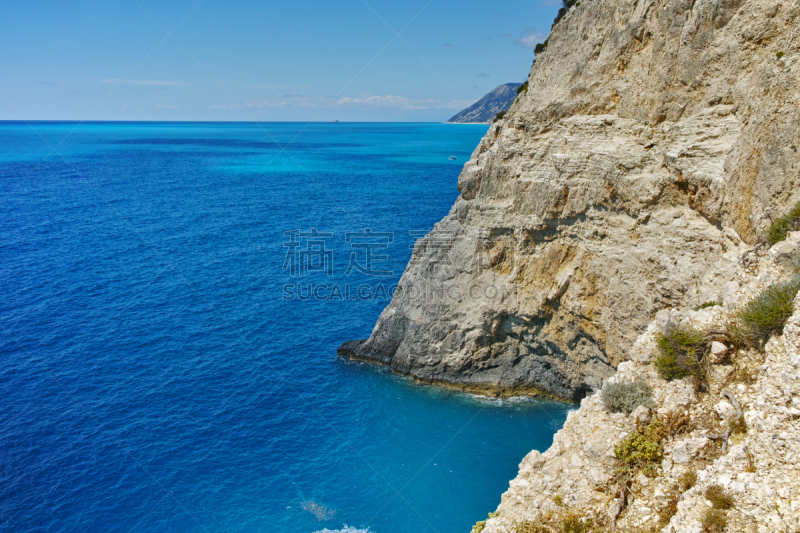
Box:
[0,122,570,533]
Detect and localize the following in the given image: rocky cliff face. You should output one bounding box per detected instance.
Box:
[447,83,523,124]
[477,233,800,533]
[339,0,800,401]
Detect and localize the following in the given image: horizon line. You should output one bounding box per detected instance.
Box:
[0,119,490,125]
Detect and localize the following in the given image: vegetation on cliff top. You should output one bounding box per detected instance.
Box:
[737,276,800,338]
[702,485,736,532]
[533,0,579,56]
[768,200,800,244]
[601,380,654,414]
[614,418,663,472]
[552,0,578,28]
[654,323,706,381]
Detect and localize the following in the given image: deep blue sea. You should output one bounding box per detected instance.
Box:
[0,122,570,533]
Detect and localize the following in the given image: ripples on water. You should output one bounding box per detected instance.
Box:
[0,122,570,533]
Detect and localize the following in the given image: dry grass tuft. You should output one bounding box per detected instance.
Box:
[702,508,727,532]
[705,485,735,510]
[680,468,697,492]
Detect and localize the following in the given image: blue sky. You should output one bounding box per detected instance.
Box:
[0,0,560,121]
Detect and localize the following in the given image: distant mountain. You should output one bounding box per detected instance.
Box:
[446,83,523,124]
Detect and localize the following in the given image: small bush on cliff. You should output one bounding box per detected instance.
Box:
[472,512,500,533]
[514,520,552,533]
[517,82,529,94]
[737,276,800,337]
[615,418,663,469]
[767,200,800,244]
[552,0,578,28]
[494,111,507,123]
[658,497,679,528]
[602,380,654,414]
[657,467,698,527]
[561,512,597,533]
[705,485,735,510]
[701,486,734,533]
[679,468,697,492]
[655,323,706,381]
[695,301,720,310]
[702,508,727,533]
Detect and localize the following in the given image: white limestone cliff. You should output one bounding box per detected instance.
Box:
[340,0,800,402]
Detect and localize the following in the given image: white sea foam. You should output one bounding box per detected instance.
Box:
[312,526,371,533]
[302,500,337,521]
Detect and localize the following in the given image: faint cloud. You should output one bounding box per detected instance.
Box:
[156,105,178,110]
[499,33,513,38]
[38,81,68,86]
[443,42,452,48]
[478,73,490,78]
[210,99,321,110]
[540,0,561,5]
[100,78,189,87]
[282,93,306,98]
[516,28,546,48]
[261,100,320,109]
[334,95,472,110]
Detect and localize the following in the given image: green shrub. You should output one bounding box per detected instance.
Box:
[777,51,785,59]
[534,39,549,55]
[494,111,507,123]
[738,277,800,336]
[602,380,654,414]
[658,468,697,527]
[473,512,500,533]
[695,301,720,310]
[655,324,706,381]
[679,468,697,492]
[514,520,552,533]
[562,514,594,533]
[767,201,800,244]
[517,82,529,94]
[615,418,663,468]
[642,463,659,478]
[552,0,578,28]
[702,508,727,533]
[705,485,735,510]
